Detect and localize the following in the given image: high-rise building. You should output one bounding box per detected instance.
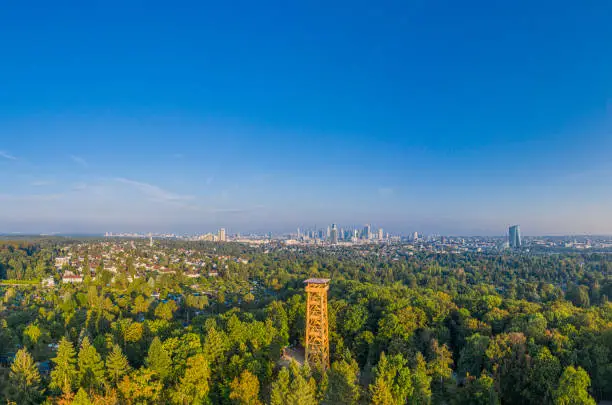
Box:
[509,225,521,248]
[330,224,338,244]
[326,226,331,240]
[378,228,384,240]
[218,228,227,242]
[363,224,371,240]
[412,231,419,242]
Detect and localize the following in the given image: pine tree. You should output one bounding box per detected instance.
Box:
[270,367,291,405]
[7,348,41,404]
[78,336,106,392]
[229,370,262,405]
[51,336,78,396]
[324,358,360,405]
[72,387,93,405]
[145,336,172,381]
[368,352,413,405]
[411,353,432,405]
[370,375,395,405]
[106,344,131,386]
[170,354,211,404]
[287,363,317,405]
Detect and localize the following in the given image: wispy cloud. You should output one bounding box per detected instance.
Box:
[0,151,17,160]
[114,178,193,202]
[70,155,88,167]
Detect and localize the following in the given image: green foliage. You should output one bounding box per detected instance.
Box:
[50,336,78,396]
[6,348,42,404]
[170,353,211,404]
[230,369,262,405]
[145,336,172,382]
[72,387,93,405]
[324,358,361,405]
[106,343,131,386]
[78,336,106,392]
[1,239,612,403]
[553,366,596,405]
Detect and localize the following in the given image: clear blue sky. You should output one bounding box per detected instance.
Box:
[1,1,611,235]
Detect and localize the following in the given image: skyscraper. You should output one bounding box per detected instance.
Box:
[218,228,227,242]
[378,228,384,240]
[330,226,338,244]
[509,225,521,248]
[363,224,371,240]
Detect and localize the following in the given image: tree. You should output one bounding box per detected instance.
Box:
[525,347,561,405]
[170,354,210,404]
[486,332,529,404]
[553,366,596,405]
[6,348,41,404]
[369,352,413,405]
[454,373,499,405]
[118,367,163,404]
[51,336,78,396]
[457,334,490,378]
[78,336,106,392]
[270,367,291,405]
[23,324,42,348]
[106,344,131,386]
[72,387,93,405]
[287,363,317,405]
[411,353,432,405]
[229,370,262,405]
[324,358,360,405]
[155,300,178,321]
[145,336,172,381]
[132,295,150,314]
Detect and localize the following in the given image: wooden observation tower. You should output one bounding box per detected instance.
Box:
[304,278,330,372]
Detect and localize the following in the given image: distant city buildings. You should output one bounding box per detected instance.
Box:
[378,228,384,240]
[509,225,521,248]
[218,228,227,242]
[330,224,338,244]
[363,224,372,240]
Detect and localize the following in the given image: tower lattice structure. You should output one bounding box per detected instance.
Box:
[304,278,330,371]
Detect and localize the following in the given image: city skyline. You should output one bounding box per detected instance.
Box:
[1,2,611,235]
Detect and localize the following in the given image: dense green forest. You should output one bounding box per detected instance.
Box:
[0,238,610,404]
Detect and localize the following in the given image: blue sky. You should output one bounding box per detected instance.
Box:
[0,1,611,235]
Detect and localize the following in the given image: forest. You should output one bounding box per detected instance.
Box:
[0,238,610,404]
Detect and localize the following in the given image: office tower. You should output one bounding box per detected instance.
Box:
[297,228,301,239]
[218,228,226,242]
[326,226,331,240]
[363,224,371,240]
[330,224,338,244]
[339,228,344,241]
[509,225,521,248]
[378,228,384,240]
[412,231,419,242]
